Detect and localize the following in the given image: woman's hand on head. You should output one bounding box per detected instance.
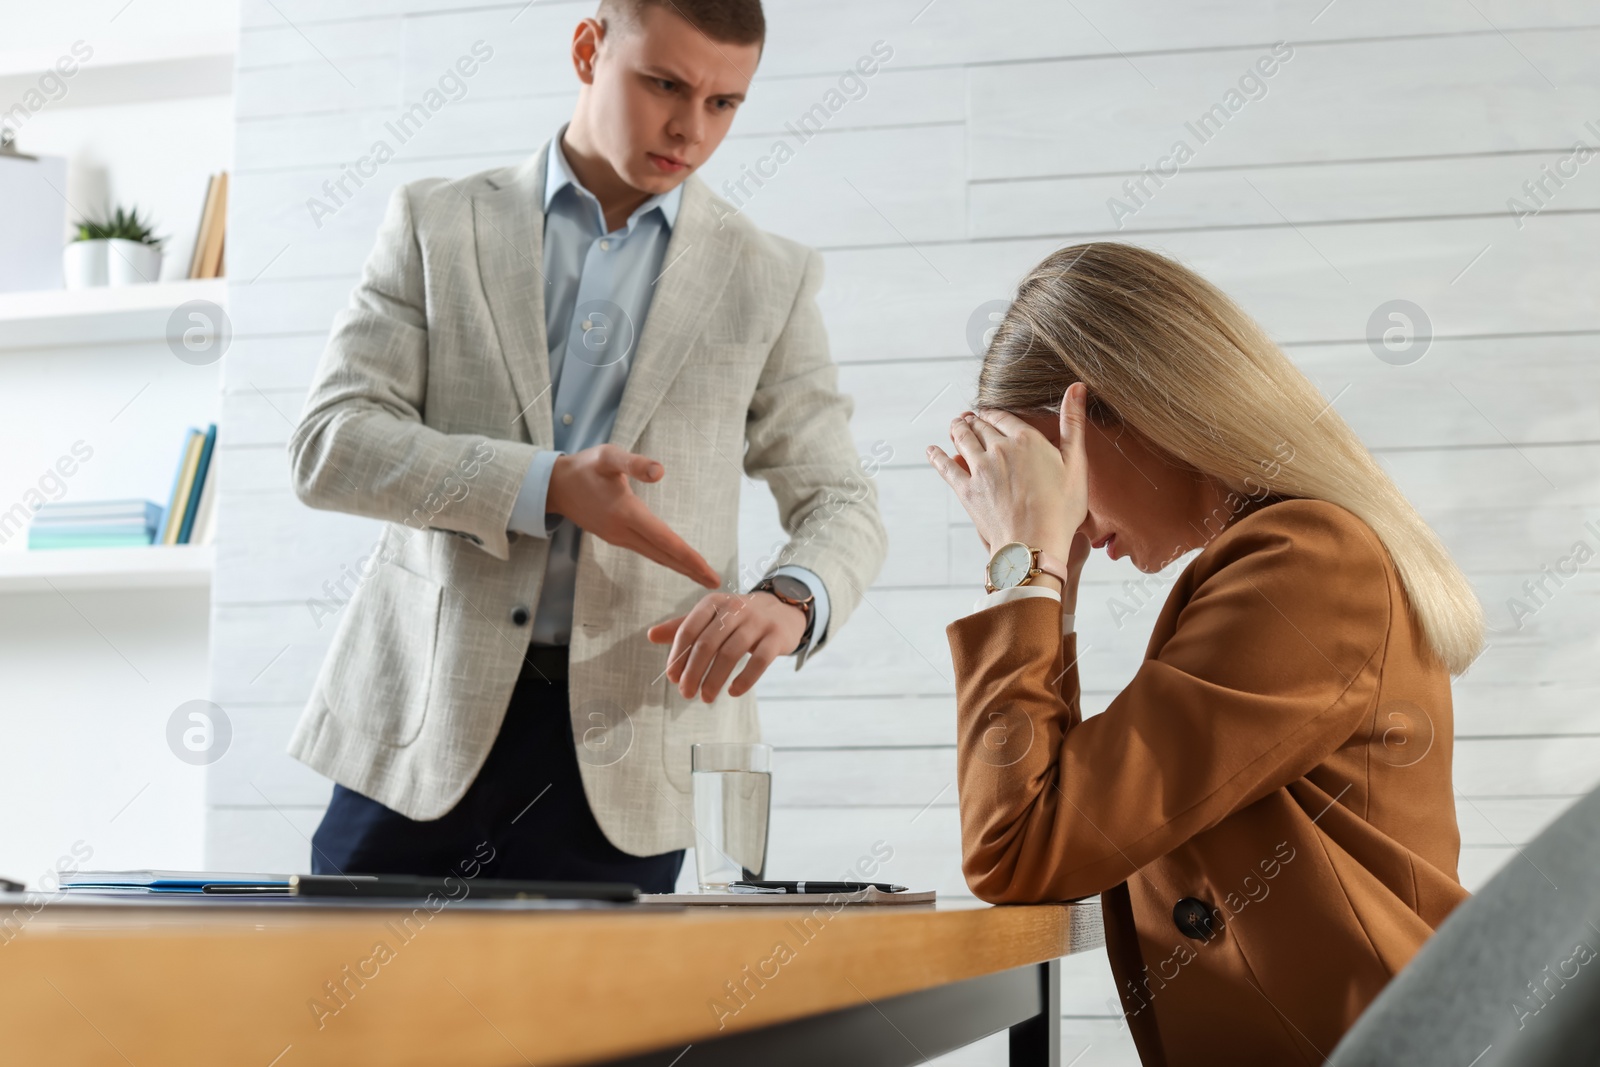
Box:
[926,383,1091,568]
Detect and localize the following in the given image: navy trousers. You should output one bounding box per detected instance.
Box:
[309,649,684,893]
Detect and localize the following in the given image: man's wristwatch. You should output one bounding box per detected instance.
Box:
[752,574,814,654]
[985,541,1072,594]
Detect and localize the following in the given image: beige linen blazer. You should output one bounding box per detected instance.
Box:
[286,143,887,855]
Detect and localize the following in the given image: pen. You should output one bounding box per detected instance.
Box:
[728,880,907,894]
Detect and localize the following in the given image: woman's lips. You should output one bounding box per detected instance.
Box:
[648,152,687,173]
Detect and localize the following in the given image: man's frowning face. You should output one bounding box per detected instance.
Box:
[573,4,762,196]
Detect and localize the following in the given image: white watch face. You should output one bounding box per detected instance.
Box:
[987,542,1034,589]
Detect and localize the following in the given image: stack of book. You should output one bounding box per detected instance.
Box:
[28,500,163,550]
[159,424,219,545]
[188,171,228,279]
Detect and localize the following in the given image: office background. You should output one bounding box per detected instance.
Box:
[2,1,1597,1062]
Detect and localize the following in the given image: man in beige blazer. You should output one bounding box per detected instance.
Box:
[285,0,885,891]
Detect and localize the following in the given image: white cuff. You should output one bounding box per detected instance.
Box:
[969,585,1075,635]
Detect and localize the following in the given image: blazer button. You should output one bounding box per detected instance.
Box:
[1173,897,1219,941]
[510,605,531,627]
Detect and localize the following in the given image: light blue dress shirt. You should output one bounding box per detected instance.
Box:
[508,124,830,659]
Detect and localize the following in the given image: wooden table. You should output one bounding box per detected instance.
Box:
[0,895,1103,1066]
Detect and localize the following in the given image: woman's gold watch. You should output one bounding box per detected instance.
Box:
[984,541,1072,594]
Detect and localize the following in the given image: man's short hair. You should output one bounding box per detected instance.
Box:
[597,0,765,47]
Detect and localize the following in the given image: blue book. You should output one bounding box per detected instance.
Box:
[177,423,217,544]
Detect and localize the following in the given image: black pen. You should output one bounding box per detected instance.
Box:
[728,880,907,894]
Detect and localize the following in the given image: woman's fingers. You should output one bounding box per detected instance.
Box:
[964,414,1009,448]
[1058,382,1089,465]
[974,408,1036,441]
[948,415,987,465]
[925,444,970,489]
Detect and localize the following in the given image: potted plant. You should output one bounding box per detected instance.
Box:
[64,206,165,288]
[62,221,108,290]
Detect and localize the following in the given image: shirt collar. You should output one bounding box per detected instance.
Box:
[544,122,682,232]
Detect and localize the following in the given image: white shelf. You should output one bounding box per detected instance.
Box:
[0,545,213,594]
[0,279,227,351]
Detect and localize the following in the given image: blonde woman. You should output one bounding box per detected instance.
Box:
[926,243,1481,1065]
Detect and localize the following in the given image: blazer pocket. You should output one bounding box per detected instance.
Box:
[323,564,442,748]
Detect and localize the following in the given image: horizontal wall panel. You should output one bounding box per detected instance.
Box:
[205,806,323,874]
[240,0,1596,50]
[697,123,967,249]
[968,31,1600,181]
[234,96,573,173]
[229,156,512,283]
[215,443,297,496]
[229,276,358,337]
[235,16,402,69]
[1453,684,1600,737]
[206,705,333,809]
[222,335,329,393]
[212,602,337,706]
[220,387,306,448]
[816,218,1600,362]
[235,55,402,119]
[766,805,966,895]
[1288,336,1600,451]
[1458,845,1518,892]
[972,153,1600,240]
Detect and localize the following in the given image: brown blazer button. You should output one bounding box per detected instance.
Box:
[510,605,531,626]
[1173,897,1219,940]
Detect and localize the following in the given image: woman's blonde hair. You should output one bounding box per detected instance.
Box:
[978,242,1484,675]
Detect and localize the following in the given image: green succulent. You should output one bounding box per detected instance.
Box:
[75,205,164,247]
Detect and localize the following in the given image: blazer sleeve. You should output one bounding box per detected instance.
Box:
[945,505,1393,903]
[741,247,888,646]
[287,183,537,560]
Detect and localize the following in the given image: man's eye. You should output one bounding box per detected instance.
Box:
[655,78,675,91]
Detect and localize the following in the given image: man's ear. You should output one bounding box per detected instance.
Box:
[572,18,603,82]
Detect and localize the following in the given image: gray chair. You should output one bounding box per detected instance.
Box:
[1329,785,1600,1066]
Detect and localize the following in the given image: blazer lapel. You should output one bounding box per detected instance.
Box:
[473,146,554,447]
[607,175,742,454]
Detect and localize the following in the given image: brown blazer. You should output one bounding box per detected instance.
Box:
[946,498,1469,1066]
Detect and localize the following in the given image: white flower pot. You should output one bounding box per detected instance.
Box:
[106,239,163,286]
[62,239,109,289]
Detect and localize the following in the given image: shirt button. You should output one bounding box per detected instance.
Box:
[510,605,531,627]
[599,239,611,251]
[1173,897,1220,941]
[582,319,593,330]
[561,413,574,426]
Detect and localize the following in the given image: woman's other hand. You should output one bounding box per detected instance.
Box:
[926,382,1091,573]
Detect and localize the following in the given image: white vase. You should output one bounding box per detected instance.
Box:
[106,239,163,286]
[62,239,109,289]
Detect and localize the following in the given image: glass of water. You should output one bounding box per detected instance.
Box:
[692,742,772,891]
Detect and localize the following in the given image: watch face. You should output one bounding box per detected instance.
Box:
[769,574,812,604]
[987,542,1034,590]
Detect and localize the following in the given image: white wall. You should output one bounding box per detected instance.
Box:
[216,2,1600,1063]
